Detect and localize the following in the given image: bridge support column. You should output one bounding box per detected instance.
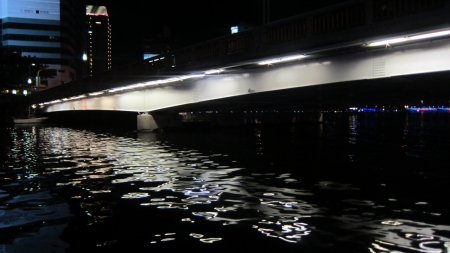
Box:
[137,113,182,131]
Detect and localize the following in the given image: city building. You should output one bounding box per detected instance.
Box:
[0,0,87,89]
[142,26,178,60]
[86,5,111,76]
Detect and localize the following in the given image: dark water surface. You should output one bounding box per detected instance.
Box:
[1,112,449,253]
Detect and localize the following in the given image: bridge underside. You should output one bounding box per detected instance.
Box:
[40,38,450,114]
[153,70,450,113]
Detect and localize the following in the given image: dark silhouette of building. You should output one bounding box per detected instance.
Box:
[86,5,111,76]
[142,26,179,60]
[0,0,87,88]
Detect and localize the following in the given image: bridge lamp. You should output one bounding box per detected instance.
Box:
[409,30,450,41]
[368,37,407,47]
[205,69,223,74]
[369,30,450,47]
[164,78,182,83]
[180,74,205,80]
[258,54,306,65]
[259,58,282,65]
[61,95,86,102]
[89,91,105,96]
[109,87,127,93]
[143,81,158,86]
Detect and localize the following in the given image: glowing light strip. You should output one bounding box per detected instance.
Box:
[205,69,223,74]
[410,30,450,40]
[258,54,306,65]
[369,38,408,46]
[38,72,205,105]
[369,30,450,46]
[180,74,205,80]
[89,91,104,96]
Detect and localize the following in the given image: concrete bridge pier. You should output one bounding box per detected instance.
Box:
[137,113,182,131]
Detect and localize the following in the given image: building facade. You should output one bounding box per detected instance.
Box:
[0,0,86,88]
[86,5,111,76]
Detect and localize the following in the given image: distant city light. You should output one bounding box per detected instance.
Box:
[359,108,377,112]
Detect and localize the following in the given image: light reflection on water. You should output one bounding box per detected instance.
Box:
[1,112,450,252]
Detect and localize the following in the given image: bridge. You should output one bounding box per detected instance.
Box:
[30,0,450,129]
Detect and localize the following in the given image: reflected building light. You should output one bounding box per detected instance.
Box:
[258,54,306,65]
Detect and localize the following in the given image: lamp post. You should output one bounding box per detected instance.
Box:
[36,69,44,91]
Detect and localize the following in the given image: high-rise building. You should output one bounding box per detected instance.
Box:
[86,5,111,76]
[0,0,87,88]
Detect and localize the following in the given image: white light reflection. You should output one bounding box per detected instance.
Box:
[199,238,222,243]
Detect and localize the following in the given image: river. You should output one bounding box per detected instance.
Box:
[1,111,449,253]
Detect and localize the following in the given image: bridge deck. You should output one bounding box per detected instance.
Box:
[30,0,450,111]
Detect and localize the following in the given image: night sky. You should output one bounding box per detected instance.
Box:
[86,0,346,67]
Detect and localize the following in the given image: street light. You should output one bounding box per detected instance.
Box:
[36,69,44,91]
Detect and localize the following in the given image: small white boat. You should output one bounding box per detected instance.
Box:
[14,117,48,124]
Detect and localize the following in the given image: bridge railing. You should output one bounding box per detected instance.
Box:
[313,3,366,34]
[31,0,449,104]
[372,0,444,20]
